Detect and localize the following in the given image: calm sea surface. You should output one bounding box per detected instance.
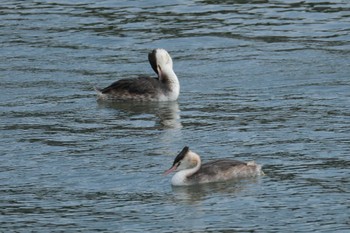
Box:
[1,0,350,232]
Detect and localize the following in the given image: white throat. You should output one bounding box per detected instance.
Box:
[159,67,180,101]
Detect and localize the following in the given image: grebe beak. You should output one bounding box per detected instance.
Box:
[163,165,177,176]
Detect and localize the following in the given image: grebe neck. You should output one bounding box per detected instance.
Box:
[160,68,178,85]
[159,67,179,101]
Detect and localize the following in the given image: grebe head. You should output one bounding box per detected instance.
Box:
[148,48,173,76]
[164,146,199,175]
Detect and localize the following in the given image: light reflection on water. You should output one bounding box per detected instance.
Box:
[1,0,350,232]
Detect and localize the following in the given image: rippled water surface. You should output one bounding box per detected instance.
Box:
[1,0,350,232]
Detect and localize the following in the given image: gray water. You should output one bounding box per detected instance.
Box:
[1,0,350,232]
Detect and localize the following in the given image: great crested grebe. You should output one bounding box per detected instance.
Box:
[164,146,264,186]
[95,48,179,101]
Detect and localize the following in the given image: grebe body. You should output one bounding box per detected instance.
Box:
[164,147,263,186]
[96,49,179,101]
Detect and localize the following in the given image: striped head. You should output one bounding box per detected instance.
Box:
[164,146,199,175]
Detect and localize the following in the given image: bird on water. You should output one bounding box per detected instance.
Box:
[95,48,179,101]
[164,146,264,186]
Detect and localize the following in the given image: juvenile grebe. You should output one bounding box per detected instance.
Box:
[95,49,179,101]
[164,146,264,186]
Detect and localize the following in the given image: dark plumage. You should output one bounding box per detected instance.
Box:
[99,77,161,96]
[172,146,189,166]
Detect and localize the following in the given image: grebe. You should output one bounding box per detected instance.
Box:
[164,146,264,186]
[95,48,179,101]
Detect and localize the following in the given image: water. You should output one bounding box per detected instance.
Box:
[1,0,350,232]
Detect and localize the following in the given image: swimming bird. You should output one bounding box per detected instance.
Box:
[164,146,264,186]
[95,48,179,101]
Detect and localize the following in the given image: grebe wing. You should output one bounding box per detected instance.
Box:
[195,159,246,176]
[99,76,161,95]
